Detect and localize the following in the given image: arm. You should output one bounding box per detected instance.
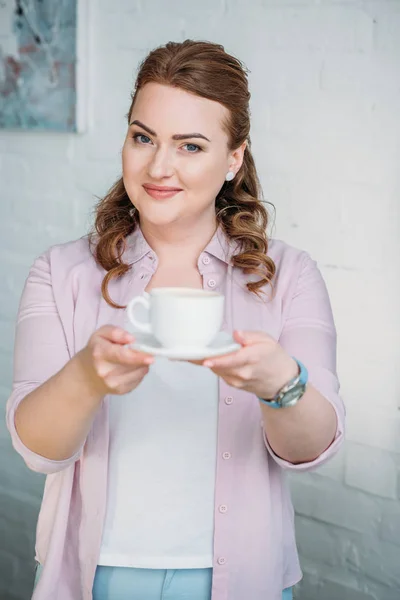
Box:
[6,253,152,473]
[14,353,105,464]
[262,253,344,469]
[6,253,101,472]
[261,381,338,465]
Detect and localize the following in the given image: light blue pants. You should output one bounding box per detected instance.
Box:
[35,565,293,599]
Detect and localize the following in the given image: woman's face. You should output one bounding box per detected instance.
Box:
[122,82,245,231]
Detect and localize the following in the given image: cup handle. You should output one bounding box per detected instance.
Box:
[127,296,152,334]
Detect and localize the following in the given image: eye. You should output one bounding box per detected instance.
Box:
[183,143,201,153]
[133,133,152,145]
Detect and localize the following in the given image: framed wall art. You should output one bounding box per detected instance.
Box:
[0,0,88,132]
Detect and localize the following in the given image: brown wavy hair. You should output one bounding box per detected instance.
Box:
[89,40,276,309]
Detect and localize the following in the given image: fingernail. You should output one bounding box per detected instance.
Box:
[204,360,213,368]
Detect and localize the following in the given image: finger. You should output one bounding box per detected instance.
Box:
[203,348,256,370]
[118,345,155,366]
[233,330,270,346]
[97,339,154,367]
[98,325,135,345]
[227,364,255,383]
[106,365,150,393]
[106,361,153,378]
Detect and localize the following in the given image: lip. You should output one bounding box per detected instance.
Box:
[143,184,182,200]
[143,184,183,191]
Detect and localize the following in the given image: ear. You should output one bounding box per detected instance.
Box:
[228,140,247,174]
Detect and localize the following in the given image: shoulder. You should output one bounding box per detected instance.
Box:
[47,235,94,267]
[34,235,101,278]
[266,238,325,305]
[267,237,312,275]
[29,235,102,291]
[268,240,329,306]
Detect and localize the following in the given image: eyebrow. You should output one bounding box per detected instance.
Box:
[130,119,211,142]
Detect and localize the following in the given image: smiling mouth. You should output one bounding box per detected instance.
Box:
[142,185,183,199]
[143,184,182,191]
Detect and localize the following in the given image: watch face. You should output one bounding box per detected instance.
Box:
[281,384,306,407]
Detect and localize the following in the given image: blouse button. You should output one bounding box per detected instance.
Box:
[202,255,211,265]
[223,452,231,460]
[225,396,233,405]
[217,557,227,565]
[219,504,228,513]
[208,278,216,288]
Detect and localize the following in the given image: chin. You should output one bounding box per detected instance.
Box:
[137,207,185,228]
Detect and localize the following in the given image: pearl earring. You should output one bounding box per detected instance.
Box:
[225,171,235,182]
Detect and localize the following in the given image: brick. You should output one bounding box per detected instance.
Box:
[0,288,21,321]
[0,439,45,502]
[1,0,400,597]
[320,53,400,94]
[345,442,398,499]
[273,175,342,262]
[0,349,13,395]
[346,536,400,589]
[296,517,400,590]
[0,321,15,355]
[0,219,75,266]
[73,160,122,198]
[296,558,371,599]
[0,551,35,600]
[296,580,377,600]
[100,9,188,51]
[224,5,374,53]
[364,582,400,600]
[0,490,41,541]
[4,156,77,200]
[312,446,345,482]
[290,474,381,534]
[370,4,400,53]
[4,133,72,159]
[0,548,19,577]
[380,501,400,546]
[294,515,344,567]
[346,408,400,454]
[296,578,378,600]
[0,257,31,300]
[3,189,78,232]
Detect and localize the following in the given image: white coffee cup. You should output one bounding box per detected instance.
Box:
[127,287,224,349]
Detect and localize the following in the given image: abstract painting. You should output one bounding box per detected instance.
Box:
[0,0,83,131]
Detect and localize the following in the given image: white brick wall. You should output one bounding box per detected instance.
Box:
[0,1,399,599]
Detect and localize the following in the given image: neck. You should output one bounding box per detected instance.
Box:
[139,215,218,268]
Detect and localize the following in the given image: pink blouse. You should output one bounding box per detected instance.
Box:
[6,227,345,600]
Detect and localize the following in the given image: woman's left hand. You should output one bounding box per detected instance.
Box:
[200,330,299,400]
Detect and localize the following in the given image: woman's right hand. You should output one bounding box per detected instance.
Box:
[76,325,154,397]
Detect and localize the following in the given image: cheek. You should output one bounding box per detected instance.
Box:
[122,144,143,179]
[121,144,131,175]
[183,155,226,190]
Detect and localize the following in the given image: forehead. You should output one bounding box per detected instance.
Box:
[131,83,230,140]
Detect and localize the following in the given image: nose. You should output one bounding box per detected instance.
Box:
[147,146,175,180]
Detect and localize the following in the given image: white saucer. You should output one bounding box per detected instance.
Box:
[128,330,241,360]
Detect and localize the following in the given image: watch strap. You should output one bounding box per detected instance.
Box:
[258,358,308,409]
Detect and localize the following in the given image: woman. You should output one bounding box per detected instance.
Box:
[7,40,344,600]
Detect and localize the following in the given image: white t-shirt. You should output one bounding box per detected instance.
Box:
[99,322,219,569]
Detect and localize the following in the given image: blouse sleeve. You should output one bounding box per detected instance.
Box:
[6,252,83,474]
[263,252,345,471]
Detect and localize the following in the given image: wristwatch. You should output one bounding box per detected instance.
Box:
[258,358,308,409]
